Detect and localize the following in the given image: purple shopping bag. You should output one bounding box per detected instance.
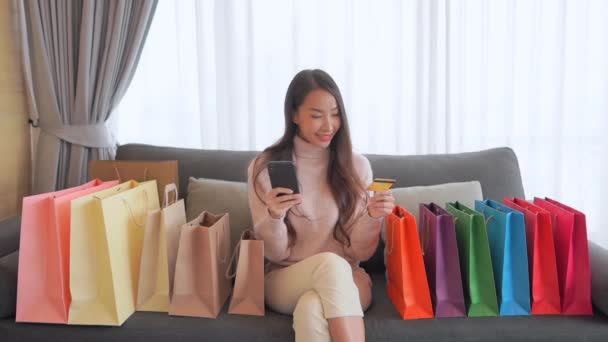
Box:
[419,203,466,318]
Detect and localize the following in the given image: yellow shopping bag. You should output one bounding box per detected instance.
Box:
[68,180,159,326]
[136,184,186,312]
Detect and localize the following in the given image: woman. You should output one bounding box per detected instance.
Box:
[247,69,395,342]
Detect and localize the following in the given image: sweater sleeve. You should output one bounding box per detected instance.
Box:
[344,155,383,262]
[247,158,291,262]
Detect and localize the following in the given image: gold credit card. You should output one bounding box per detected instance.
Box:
[367,178,396,191]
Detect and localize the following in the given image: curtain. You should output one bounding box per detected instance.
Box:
[110,0,608,247]
[15,0,158,193]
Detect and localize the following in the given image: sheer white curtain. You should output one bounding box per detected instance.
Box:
[110,0,608,246]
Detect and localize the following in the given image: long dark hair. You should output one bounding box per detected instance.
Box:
[251,69,368,248]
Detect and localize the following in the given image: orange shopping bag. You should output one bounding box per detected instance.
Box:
[16,179,119,324]
[385,206,434,319]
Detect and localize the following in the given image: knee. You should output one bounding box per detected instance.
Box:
[312,252,358,294]
[353,268,373,311]
[307,255,365,319]
[314,252,352,276]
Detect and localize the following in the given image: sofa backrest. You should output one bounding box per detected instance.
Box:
[116,144,525,200]
[116,145,259,198]
[116,144,525,272]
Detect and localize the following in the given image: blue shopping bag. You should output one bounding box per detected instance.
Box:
[475,199,531,316]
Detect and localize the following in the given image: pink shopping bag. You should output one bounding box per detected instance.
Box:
[16,179,118,324]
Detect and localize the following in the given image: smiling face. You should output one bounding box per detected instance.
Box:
[292,88,342,149]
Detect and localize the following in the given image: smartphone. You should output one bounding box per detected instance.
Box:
[367,178,396,191]
[267,161,300,196]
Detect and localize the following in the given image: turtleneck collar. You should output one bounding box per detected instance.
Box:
[293,133,331,161]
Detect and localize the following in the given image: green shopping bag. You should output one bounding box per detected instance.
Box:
[446,201,498,317]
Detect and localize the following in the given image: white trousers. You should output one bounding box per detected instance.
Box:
[265,252,372,342]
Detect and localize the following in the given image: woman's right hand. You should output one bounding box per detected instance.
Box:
[265,187,302,219]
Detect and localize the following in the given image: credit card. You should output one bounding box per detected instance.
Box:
[367,178,396,191]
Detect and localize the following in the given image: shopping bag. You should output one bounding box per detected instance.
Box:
[16,179,118,324]
[89,160,178,204]
[419,203,466,318]
[227,229,265,316]
[446,201,498,317]
[475,199,531,316]
[68,180,159,325]
[385,206,434,319]
[169,211,232,318]
[136,184,186,312]
[533,197,592,315]
[503,197,561,315]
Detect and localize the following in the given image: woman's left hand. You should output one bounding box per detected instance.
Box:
[367,190,395,219]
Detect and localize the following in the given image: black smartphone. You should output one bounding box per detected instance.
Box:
[267,161,300,196]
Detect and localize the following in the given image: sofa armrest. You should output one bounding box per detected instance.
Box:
[0,216,20,258]
[590,241,608,315]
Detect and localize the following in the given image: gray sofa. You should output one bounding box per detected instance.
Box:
[1,143,607,341]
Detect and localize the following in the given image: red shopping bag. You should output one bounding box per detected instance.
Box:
[503,198,560,315]
[533,197,592,315]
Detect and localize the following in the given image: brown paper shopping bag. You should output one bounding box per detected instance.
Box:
[89,160,178,204]
[169,211,232,318]
[136,184,186,312]
[227,230,265,316]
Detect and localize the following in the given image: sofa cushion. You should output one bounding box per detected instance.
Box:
[380,181,483,243]
[0,216,20,258]
[0,251,18,318]
[186,177,252,253]
[366,147,524,201]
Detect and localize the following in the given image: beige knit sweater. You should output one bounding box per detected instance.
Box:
[247,134,383,270]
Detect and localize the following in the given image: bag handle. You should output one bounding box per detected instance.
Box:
[484,202,502,224]
[385,216,398,285]
[420,212,430,256]
[113,163,149,182]
[386,217,396,256]
[121,190,149,228]
[216,214,230,263]
[163,183,178,208]
[483,210,494,226]
[225,240,241,280]
[93,184,125,201]
[225,229,253,280]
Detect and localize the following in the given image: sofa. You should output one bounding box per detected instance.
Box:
[1,143,607,341]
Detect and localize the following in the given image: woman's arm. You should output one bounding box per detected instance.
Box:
[247,159,291,262]
[343,155,384,261]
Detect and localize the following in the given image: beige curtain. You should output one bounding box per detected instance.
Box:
[15,0,158,193]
